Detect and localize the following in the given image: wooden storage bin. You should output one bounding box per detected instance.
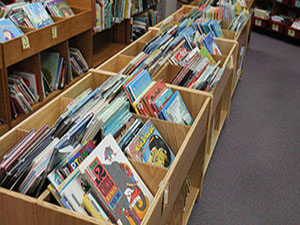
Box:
[0,71,211,225]
[1,7,92,67]
[270,20,287,34]
[96,54,134,73]
[94,28,238,176]
[286,26,300,39]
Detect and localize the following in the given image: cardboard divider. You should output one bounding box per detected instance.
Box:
[97,54,134,73]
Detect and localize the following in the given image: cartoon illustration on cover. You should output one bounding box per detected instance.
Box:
[87,139,152,225]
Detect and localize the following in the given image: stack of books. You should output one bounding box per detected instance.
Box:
[8,72,39,118]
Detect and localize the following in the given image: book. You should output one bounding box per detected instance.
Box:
[81,134,153,225]
[45,0,75,18]
[22,2,54,29]
[126,120,175,168]
[0,18,24,42]
[41,52,61,90]
[160,91,194,126]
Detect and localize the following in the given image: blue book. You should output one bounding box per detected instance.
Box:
[23,3,54,29]
[160,91,194,126]
[0,18,24,43]
[202,33,222,55]
[127,70,152,102]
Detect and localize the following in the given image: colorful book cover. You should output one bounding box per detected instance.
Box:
[46,0,75,18]
[127,70,153,102]
[82,134,153,225]
[126,120,175,168]
[152,87,173,113]
[202,33,222,56]
[161,91,194,126]
[0,18,24,43]
[22,2,54,29]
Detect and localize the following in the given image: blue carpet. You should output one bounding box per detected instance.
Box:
[188,32,300,225]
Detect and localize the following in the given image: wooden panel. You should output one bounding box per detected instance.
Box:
[18,97,72,131]
[153,63,182,83]
[0,188,38,225]
[0,128,29,161]
[120,41,147,57]
[97,54,134,73]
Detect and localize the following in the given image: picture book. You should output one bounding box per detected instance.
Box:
[202,33,222,55]
[81,134,153,225]
[0,18,24,43]
[41,52,60,90]
[160,91,194,126]
[126,120,175,168]
[45,0,75,18]
[22,2,54,29]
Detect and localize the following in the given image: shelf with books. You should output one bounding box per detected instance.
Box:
[0,70,211,225]
[1,7,92,68]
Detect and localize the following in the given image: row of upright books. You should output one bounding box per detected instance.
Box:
[0,68,194,223]
[0,0,74,42]
[92,0,158,33]
[131,9,160,41]
[9,47,89,120]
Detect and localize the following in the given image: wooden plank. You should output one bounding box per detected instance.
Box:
[0,188,38,225]
[182,186,199,225]
[97,54,134,73]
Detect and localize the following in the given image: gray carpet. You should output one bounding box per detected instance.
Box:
[188,32,300,225]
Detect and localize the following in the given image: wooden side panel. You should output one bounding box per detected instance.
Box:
[0,188,38,225]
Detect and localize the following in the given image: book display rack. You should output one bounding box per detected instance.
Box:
[96,27,238,178]
[0,3,93,136]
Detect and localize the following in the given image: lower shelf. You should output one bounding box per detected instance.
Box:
[11,73,88,128]
[93,43,126,68]
[182,186,199,225]
[231,72,241,97]
[204,110,228,175]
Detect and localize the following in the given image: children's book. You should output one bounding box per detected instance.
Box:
[202,33,222,56]
[160,91,194,126]
[126,120,175,168]
[0,18,24,42]
[22,2,54,29]
[81,134,153,225]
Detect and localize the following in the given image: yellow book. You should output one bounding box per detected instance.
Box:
[82,194,107,222]
[48,184,64,207]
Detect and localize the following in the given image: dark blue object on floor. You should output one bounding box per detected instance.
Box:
[188,31,300,225]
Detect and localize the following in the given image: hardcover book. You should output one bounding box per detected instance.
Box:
[126,120,175,168]
[82,134,153,225]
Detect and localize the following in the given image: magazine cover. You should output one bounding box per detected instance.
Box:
[161,91,194,126]
[0,18,24,42]
[82,134,153,225]
[126,120,175,168]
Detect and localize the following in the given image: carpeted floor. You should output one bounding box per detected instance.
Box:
[188,32,300,225]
